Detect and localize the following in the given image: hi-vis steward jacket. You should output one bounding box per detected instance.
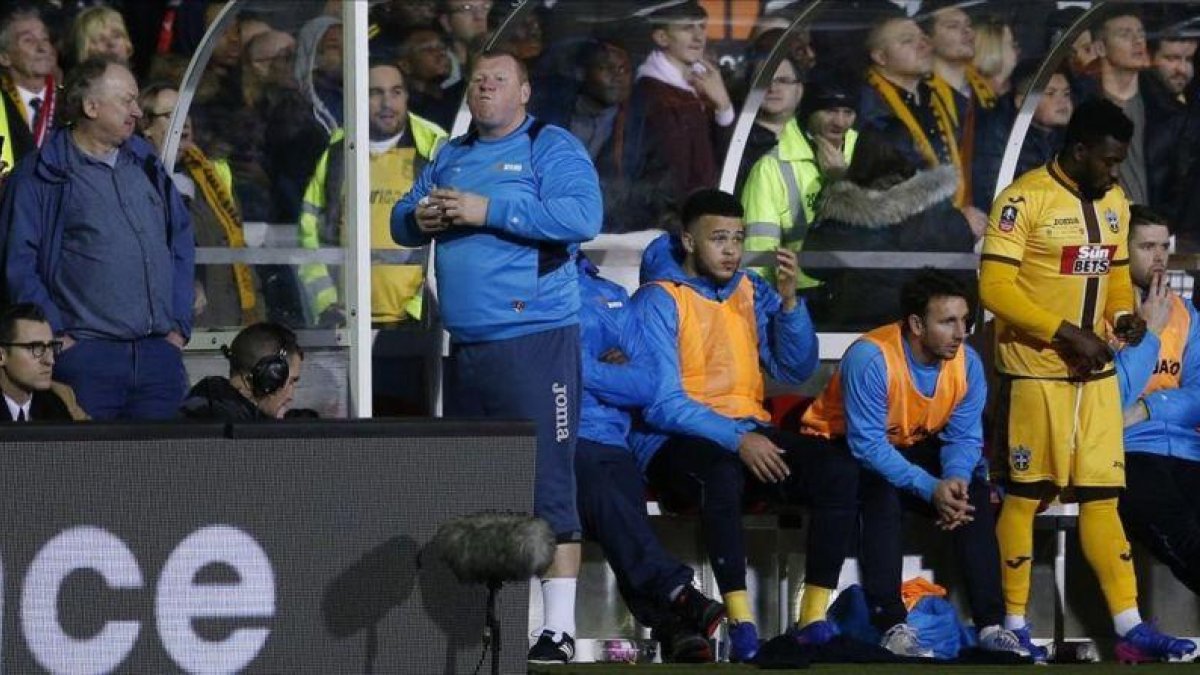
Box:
[741,118,857,288]
[298,113,446,323]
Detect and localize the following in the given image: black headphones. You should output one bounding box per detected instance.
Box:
[222,336,290,398]
[249,347,290,398]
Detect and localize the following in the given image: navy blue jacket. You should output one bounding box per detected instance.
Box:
[0,129,195,339]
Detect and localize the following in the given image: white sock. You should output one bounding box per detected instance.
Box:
[1004,614,1026,631]
[1113,607,1142,637]
[541,578,577,638]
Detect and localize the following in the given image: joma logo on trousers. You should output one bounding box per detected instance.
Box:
[553,383,569,442]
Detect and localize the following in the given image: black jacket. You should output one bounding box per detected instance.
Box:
[1142,70,1196,223]
[971,93,1016,210]
[0,388,74,422]
[179,376,268,421]
[1015,125,1062,181]
[735,122,782,195]
[805,164,975,331]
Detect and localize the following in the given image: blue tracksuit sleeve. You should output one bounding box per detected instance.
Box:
[937,346,985,482]
[841,341,940,501]
[1116,331,1162,407]
[583,300,658,408]
[391,157,438,247]
[485,129,602,243]
[634,284,757,451]
[1,176,66,332]
[750,273,819,384]
[1143,304,1200,426]
[584,359,656,408]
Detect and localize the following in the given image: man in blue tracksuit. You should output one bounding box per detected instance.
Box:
[630,189,859,662]
[392,48,602,664]
[799,270,1028,660]
[574,253,724,662]
[1115,205,1200,596]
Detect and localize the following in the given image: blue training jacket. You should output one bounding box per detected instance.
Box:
[392,115,602,342]
[838,338,987,502]
[628,233,819,470]
[577,255,657,449]
[1116,296,1200,463]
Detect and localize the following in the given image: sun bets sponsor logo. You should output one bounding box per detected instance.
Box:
[1059,244,1116,275]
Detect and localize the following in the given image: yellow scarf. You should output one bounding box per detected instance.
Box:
[0,72,27,124]
[1,72,55,146]
[966,66,998,110]
[867,68,967,207]
[929,65,997,127]
[179,145,258,322]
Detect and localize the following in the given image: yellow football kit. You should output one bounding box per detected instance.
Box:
[980,160,1134,487]
[982,160,1139,621]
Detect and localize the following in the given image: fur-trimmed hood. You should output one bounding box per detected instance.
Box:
[817,164,959,229]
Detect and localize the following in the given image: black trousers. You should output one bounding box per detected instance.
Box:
[857,439,1004,631]
[646,426,860,597]
[576,439,694,628]
[1119,452,1200,595]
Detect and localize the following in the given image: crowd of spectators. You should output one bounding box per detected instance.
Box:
[1,0,1197,338]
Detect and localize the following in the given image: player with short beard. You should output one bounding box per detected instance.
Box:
[1114,206,1200,600]
[800,270,1025,658]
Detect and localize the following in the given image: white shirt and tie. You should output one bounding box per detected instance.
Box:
[4,394,31,422]
[16,84,46,129]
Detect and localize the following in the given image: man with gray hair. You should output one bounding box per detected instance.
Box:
[0,56,195,420]
[0,4,60,169]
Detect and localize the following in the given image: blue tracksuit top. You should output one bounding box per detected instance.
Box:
[577,255,657,449]
[1116,295,1200,463]
[838,337,987,502]
[628,233,819,471]
[392,115,603,342]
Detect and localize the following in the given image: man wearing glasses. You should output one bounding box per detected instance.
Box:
[0,303,87,422]
[0,57,194,420]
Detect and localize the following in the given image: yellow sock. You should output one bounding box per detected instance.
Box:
[996,494,1039,616]
[723,590,754,625]
[797,585,833,627]
[1079,498,1139,615]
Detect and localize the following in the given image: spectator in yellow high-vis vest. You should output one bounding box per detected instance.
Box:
[740,80,857,290]
[297,59,446,327]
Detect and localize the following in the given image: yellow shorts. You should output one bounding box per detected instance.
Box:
[1004,373,1125,487]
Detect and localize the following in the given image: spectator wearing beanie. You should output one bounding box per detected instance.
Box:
[741,80,858,291]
